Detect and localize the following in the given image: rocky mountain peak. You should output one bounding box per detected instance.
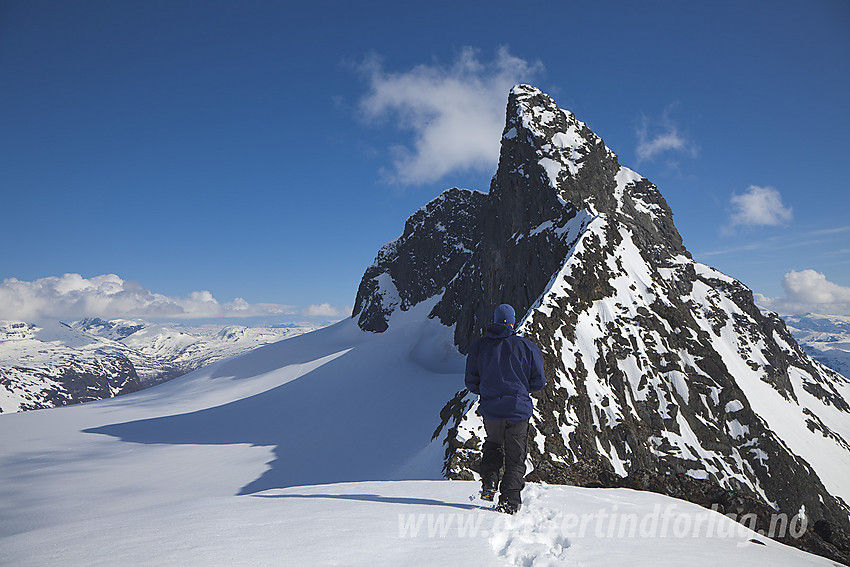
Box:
[352,85,850,562]
[499,84,608,205]
[353,85,688,345]
[500,84,686,261]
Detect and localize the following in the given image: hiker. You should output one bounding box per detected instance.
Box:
[464,304,546,514]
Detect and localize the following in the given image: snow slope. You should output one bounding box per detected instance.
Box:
[0,303,835,566]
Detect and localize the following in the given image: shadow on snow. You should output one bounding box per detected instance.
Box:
[252,492,480,511]
[83,319,463,496]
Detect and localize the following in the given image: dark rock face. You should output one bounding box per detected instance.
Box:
[353,85,850,563]
[52,355,142,406]
[353,187,487,332]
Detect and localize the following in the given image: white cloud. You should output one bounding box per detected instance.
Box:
[635,105,696,164]
[358,47,543,185]
[808,225,850,236]
[728,185,793,228]
[636,127,686,162]
[783,270,850,305]
[302,303,350,318]
[754,269,850,315]
[0,273,296,321]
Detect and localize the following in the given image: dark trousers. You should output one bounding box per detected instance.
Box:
[479,419,529,506]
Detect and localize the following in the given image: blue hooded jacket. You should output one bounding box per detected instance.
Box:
[465,323,546,420]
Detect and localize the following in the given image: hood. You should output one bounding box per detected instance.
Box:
[485,323,515,339]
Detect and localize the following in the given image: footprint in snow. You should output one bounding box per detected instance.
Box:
[488,484,572,566]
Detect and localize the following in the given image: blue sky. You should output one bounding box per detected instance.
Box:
[1,0,849,321]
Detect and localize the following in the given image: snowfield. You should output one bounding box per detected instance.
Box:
[0,304,836,565]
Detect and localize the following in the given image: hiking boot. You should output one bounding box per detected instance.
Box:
[496,501,521,515]
[480,486,497,502]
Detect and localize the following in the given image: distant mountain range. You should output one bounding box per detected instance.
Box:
[784,313,850,380]
[0,318,323,413]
